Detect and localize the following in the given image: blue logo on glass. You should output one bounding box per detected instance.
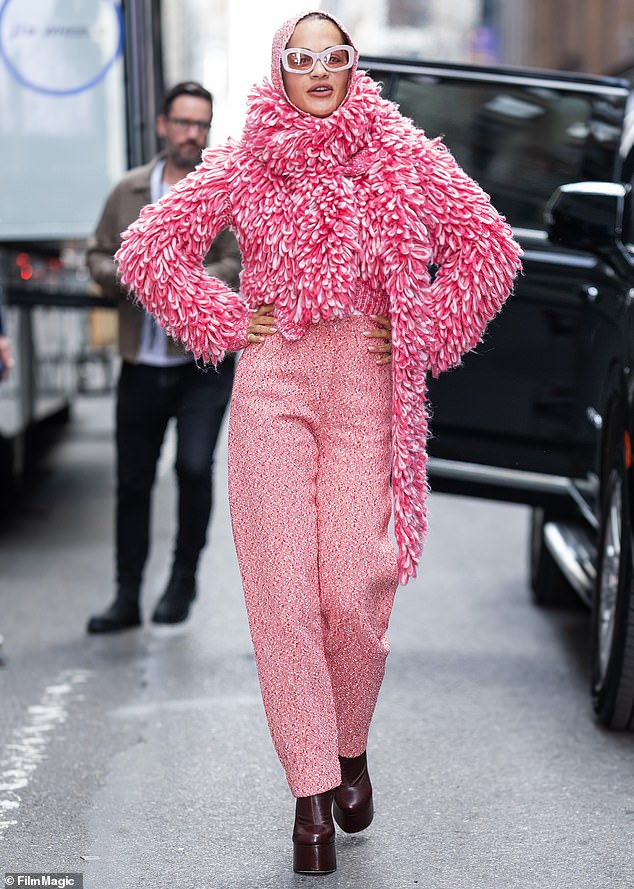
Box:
[0,0,123,96]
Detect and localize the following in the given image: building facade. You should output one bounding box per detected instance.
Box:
[326,0,634,75]
[527,0,634,75]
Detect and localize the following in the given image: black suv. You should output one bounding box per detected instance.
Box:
[362,56,634,730]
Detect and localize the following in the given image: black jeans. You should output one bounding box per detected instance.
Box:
[115,358,234,595]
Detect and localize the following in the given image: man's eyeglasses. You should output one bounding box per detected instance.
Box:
[281,45,354,74]
[166,117,211,133]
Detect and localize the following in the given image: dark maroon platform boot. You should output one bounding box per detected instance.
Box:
[292,789,336,874]
[333,751,374,833]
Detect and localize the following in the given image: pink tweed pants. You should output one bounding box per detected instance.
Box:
[228,317,398,797]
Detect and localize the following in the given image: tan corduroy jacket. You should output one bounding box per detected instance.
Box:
[86,154,242,363]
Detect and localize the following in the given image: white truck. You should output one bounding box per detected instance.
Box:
[0,0,159,494]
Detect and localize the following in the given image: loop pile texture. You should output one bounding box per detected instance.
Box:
[116,61,522,584]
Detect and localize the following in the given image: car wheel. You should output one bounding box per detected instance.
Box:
[591,448,634,729]
[529,507,582,609]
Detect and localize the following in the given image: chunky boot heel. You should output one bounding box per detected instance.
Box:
[333,751,374,834]
[333,803,374,833]
[292,789,336,874]
[293,839,336,875]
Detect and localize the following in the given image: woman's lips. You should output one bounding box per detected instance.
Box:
[308,85,333,95]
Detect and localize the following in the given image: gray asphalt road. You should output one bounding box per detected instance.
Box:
[1,395,632,889]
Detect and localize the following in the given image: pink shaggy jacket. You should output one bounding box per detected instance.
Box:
[116,70,522,585]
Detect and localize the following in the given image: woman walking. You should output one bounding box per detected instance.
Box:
[116,10,521,874]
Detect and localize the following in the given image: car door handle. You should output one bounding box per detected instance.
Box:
[580,284,599,302]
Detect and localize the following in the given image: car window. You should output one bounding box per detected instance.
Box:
[388,74,622,231]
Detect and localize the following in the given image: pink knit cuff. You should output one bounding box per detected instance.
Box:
[222,309,251,352]
[352,284,389,317]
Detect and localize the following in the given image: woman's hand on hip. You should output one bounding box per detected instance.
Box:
[364,315,392,365]
[246,304,277,345]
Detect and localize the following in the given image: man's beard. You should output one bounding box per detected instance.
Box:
[169,144,203,170]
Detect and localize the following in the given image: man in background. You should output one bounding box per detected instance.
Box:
[86,82,241,633]
[0,310,12,381]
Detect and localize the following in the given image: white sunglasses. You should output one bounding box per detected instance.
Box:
[281,45,354,74]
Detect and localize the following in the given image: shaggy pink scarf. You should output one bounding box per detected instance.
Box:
[116,13,522,584]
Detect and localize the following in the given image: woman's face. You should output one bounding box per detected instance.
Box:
[282,18,350,118]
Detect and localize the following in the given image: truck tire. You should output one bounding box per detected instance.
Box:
[529,507,582,609]
[591,447,634,730]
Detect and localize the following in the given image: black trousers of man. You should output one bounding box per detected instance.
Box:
[115,357,235,600]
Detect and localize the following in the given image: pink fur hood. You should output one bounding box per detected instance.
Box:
[116,66,522,585]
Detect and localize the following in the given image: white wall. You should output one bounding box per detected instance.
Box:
[162,0,317,142]
[220,0,302,141]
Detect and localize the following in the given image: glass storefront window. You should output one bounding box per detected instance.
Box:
[0,0,127,239]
